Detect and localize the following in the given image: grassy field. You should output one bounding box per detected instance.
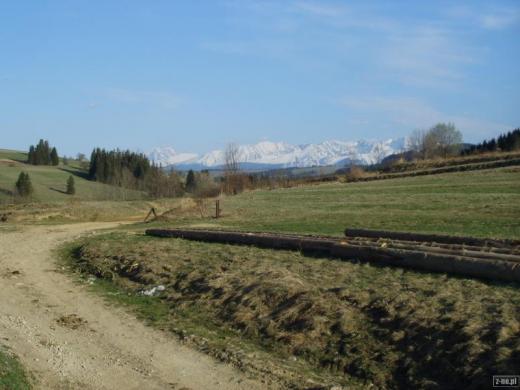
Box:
[147,167,520,239]
[2,144,520,239]
[65,231,520,389]
[0,150,146,203]
[0,346,32,389]
[0,149,28,162]
[49,165,520,387]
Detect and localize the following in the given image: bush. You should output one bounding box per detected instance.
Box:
[66,175,76,195]
[345,166,366,181]
[15,172,34,198]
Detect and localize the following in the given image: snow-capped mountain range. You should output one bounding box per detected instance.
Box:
[148,138,406,170]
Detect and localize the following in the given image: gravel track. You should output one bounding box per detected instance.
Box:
[0,223,266,390]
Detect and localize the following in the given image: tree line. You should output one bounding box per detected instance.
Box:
[462,128,520,155]
[88,148,184,198]
[27,139,59,165]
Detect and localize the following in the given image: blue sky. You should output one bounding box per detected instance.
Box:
[1,0,519,156]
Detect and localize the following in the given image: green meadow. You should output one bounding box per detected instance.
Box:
[148,167,520,239]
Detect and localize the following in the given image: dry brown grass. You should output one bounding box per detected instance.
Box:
[73,232,520,389]
[344,166,370,182]
[384,150,520,173]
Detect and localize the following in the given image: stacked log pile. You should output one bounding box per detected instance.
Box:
[145,228,520,283]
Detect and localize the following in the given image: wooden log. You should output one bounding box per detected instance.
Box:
[346,237,520,255]
[330,243,520,283]
[343,240,520,263]
[344,228,520,248]
[145,229,520,283]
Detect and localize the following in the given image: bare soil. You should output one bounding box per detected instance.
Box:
[0,223,267,390]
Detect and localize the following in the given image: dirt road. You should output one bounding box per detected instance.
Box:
[0,223,266,389]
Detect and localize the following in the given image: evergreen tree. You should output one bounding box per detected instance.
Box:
[27,145,35,164]
[36,139,46,164]
[185,170,196,192]
[43,140,50,164]
[66,175,75,195]
[27,139,59,165]
[50,147,59,165]
[15,172,34,198]
[463,128,520,155]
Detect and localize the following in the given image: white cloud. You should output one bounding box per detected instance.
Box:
[340,96,511,140]
[480,10,519,30]
[292,1,398,31]
[447,5,519,30]
[379,26,476,88]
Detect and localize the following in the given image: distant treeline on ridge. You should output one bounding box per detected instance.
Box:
[27,139,59,166]
[462,128,520,155]
[88,148,154,185]
[88,148,183,197]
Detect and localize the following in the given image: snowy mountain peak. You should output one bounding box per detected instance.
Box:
[148,138,406,169]
[148,147,198,166]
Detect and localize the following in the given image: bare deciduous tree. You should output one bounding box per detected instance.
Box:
[408,123,462,159]
[424,123,462,158]
[372,143,386,165]
[224,143,243,194]
[408,129,426,158]
[224,143,239,174]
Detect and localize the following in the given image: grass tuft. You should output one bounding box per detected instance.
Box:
[0,346,32,390]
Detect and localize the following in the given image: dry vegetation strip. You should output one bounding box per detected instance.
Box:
[384,151,520,173]
[70,232,520,389]
[351,157,520,183]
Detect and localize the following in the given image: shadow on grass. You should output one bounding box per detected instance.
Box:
[59,167,90,180]
[49,187,68,195]
[0,188,14,197]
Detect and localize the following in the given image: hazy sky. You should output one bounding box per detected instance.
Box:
[1,0,519,156]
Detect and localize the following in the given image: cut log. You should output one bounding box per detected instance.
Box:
[146,228,520,283]
[344,228,520,248]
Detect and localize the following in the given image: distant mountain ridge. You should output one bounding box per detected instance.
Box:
[148,138,406,170]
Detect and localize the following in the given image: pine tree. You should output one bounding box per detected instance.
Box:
[36,139,46,165]
[461,128,520,155]
[43,140,50,164]
[50,147,59,166]
[185,170,196,192]
[28,145,35,164]
[66,175,75,195]
[28,139,58,165]
[15,172,34,198]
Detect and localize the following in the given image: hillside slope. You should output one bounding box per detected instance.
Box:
[0,149,145,203]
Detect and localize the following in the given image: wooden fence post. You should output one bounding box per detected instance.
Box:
[144,207,157,222]
[215,200,221,218]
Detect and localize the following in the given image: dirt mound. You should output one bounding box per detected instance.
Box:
[74,233,520,389]
[56,314,88,330]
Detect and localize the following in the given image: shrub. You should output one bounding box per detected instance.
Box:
[345,166,366,181]
[66,175,76,195]
[15,172,34,198]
